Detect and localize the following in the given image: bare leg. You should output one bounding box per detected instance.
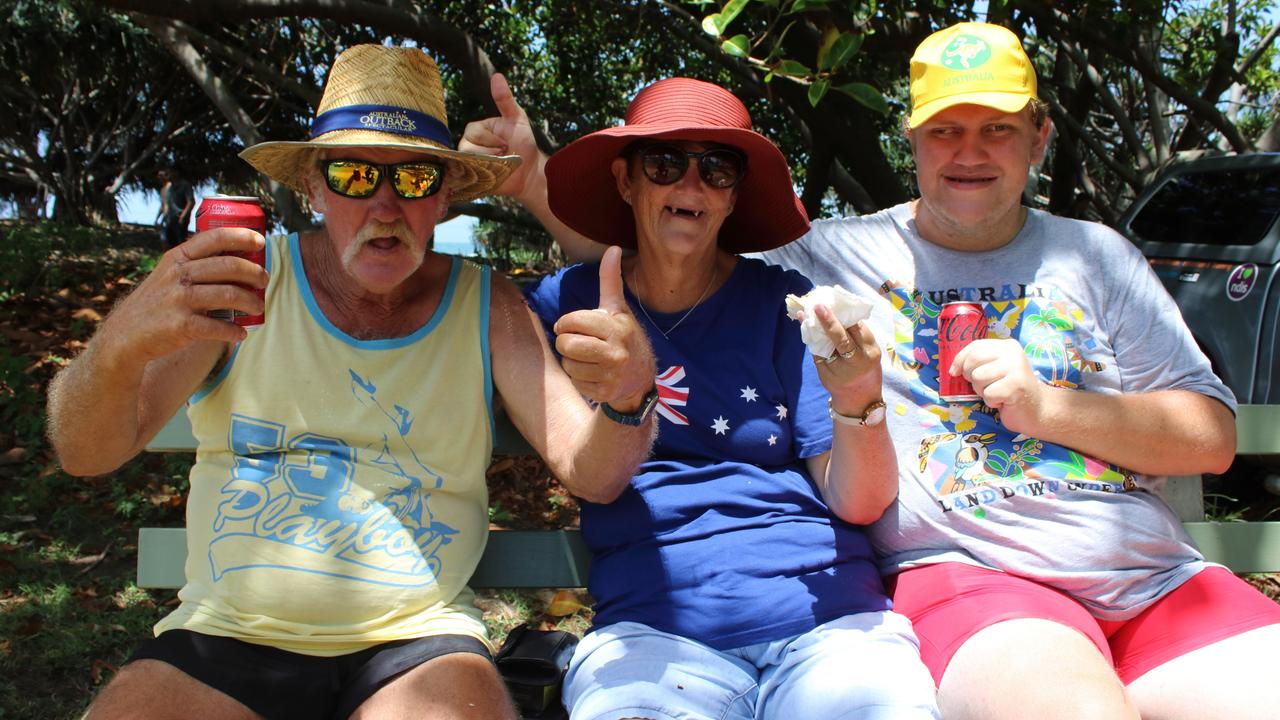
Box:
[1126,623,1280,720]
[349,651,517,720]
[937,619,1138,720]
[84,659,262,720]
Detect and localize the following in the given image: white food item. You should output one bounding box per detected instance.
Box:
[784,285,873,358]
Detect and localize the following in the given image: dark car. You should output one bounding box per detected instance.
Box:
[1116,153,1280,405]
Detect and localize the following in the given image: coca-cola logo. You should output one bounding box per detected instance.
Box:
[941,314,986,343]
[1226,263,1257,302]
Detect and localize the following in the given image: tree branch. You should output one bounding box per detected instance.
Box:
[1018,3,1251,152]
[100,0,502,128]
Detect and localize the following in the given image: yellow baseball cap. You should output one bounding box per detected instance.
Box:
[908,22,1037,128]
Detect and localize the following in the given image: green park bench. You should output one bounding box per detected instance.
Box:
[131,404,1280,719]
[137,405,1280,587]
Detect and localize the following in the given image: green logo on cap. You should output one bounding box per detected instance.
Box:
[942,35,991,70]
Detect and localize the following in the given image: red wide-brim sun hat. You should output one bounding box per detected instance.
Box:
[545,77,809,253]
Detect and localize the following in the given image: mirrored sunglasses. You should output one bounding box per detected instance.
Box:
[320,160,446,199]
[639,144,746,189]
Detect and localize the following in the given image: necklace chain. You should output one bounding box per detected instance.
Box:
[631,263,717,339]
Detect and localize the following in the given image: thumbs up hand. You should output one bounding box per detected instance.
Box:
[458,72,545,203]
[553,247,656,410]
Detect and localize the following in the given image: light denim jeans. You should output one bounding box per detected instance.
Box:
[563,610,939,720]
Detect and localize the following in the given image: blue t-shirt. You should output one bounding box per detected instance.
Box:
[525,257,890,650]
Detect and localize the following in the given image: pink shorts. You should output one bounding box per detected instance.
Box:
[886,562,1280,686]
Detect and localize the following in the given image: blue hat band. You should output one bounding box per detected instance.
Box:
[310,104,453,148]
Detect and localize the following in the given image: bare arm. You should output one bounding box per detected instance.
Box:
[458,73,609,264]
[178,188,195,225]
[955,338,1236,475]
[803,308,897,524]
[489,264,655,503]
[46,229,268,475]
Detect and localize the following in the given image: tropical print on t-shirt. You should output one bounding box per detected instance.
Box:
[880,279,1136,516]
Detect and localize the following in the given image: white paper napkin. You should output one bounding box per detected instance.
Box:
[784,285,873,358]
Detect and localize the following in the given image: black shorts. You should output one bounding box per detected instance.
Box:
[129,629,492,720]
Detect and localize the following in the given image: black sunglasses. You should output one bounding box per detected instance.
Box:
[319,159,446,199]
[637,144,747,189]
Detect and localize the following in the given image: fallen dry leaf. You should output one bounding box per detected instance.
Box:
[486,457,515,476]
[90,659,117,685]
[71,307,102,322]
[546,589,588,617]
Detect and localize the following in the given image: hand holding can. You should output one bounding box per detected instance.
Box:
[196,195,267,326]
[938,301,987,402]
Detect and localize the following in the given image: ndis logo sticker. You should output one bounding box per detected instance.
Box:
[1226,263,1258,301]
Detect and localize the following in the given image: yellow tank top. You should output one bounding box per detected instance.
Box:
[156,233,495,655]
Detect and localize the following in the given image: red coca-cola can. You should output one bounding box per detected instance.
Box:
[196,195,266,327]
[937,301,987,402]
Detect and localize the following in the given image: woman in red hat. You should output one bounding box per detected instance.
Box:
[473,76,938,719]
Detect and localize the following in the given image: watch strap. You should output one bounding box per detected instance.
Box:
[829,398,886,427]
[601,388,659,426]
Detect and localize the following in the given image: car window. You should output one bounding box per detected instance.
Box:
[1130,165,1280,247]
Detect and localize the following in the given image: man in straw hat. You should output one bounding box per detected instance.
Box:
[464,21,1280,720]
[48,44,657,720]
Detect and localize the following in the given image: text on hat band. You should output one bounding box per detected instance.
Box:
[310,104,453,148]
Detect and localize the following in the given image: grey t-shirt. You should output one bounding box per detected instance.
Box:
[758,202,1235,620]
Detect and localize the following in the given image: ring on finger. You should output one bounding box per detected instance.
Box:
[819,353,837,365]
[840,350,855,360]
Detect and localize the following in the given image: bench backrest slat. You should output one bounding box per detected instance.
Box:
[137,406,1280,586]
[138,527,589,589]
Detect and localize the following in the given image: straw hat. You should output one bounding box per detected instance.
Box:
[545,77,809,253]
[240,44,518,203]
[908,23,1037,128]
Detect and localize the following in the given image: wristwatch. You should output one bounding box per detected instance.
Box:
[601,388,660,426]
[829,398,886,427]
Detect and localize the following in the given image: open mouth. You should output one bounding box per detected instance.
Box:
[368,236,401,250]
[665,205,704,218]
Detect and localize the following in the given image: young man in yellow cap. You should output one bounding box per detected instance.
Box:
[761,21,1280,720]
[48,44,656,720]
[467,21,1280,720]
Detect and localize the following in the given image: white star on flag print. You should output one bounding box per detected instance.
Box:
[711,416,730,435]
[655,366,690,425]
[775,404,788,420]
[740,386,758,402]
[768,434,777,446]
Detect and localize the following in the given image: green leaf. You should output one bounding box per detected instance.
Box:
[775,59,812,77]
[702,13,724,36]
[1243,267,1255,279]
[722,35,750,57]
[819,32,863,71]
[790,0,831,12]
[719,0,751,29]
[816,25,839,71]
[808,79,830,106]
[834,81,889,114]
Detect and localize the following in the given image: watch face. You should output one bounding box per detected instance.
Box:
[864,403,887,426]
